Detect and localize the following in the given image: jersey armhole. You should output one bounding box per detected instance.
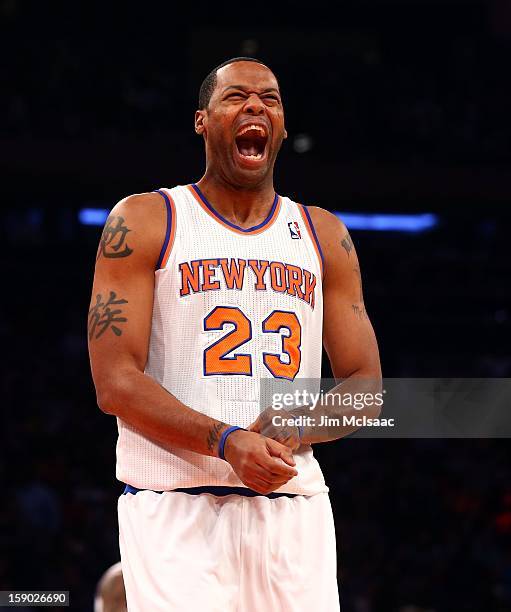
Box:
[298,204,325,279]
[154,189,177,270]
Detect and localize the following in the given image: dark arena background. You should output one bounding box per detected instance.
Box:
[2,1,511,610]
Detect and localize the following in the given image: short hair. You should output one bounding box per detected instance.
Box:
[198,57,269,110]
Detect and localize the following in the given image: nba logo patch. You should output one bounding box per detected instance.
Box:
[288,221,301,239]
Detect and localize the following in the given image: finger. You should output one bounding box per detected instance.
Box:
[266,440,297,466]
[256,456,298,478]
[249,476,289,495]
[261,428,296,450]
[246,459,296,487]
[246,478,271,495]
[248,461,294,484]
[270,456,298,476]
[243,469,280,493]
[255,468,294,487]
[274,449,297,468]
[246,466,276,487]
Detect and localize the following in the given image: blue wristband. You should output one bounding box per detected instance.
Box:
[218,426,245,460]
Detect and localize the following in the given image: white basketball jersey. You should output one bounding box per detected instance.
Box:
[116,184,328,495]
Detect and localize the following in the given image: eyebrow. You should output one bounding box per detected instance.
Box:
[222,85,280,95]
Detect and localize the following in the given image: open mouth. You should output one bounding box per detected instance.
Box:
[235,124,268,162]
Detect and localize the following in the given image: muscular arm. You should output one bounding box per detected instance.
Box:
[314,206,381,383]
[88,193,297,492]
[250,207,382,445]
[88,192,229,456]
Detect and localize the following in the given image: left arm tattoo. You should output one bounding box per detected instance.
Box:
[206,422,225,453]
[341,232,353,257]
[352,304,368,320]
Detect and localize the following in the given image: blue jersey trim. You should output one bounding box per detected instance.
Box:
[191,183,279,233]
[302,205,325,275]
[154,189,172,269]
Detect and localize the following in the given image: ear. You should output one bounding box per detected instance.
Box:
[195,110,206,135]
[283,127,288,140]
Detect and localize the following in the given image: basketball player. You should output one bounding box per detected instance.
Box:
[88,57,381,611]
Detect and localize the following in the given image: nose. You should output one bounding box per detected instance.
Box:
[244,93,265,115]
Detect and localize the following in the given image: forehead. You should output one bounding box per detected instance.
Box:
[214,61,280,95]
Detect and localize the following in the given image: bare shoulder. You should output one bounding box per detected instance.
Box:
[306,205,352,251]
[305,205,358,281]
[307,205,345,232]
[110,191,167,227]
[98,191,169,268]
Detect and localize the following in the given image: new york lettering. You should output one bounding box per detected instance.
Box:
[179,258,317,310]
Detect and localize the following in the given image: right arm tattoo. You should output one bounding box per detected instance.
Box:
[88,290,128,340]
[96,215,134,260]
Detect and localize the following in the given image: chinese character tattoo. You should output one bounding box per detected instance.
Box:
[97,215,133,260]
[88,291,128,340]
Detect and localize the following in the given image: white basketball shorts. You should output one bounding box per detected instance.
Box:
[118,488,340,611]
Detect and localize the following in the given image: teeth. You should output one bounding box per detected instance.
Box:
[241,152,263,160]
[237,124,266,137]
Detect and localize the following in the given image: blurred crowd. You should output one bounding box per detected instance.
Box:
[2,2,511,166]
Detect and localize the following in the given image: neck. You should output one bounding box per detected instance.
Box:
[195,170,276,228]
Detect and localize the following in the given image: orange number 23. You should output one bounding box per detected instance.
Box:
[203,306,302,380]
